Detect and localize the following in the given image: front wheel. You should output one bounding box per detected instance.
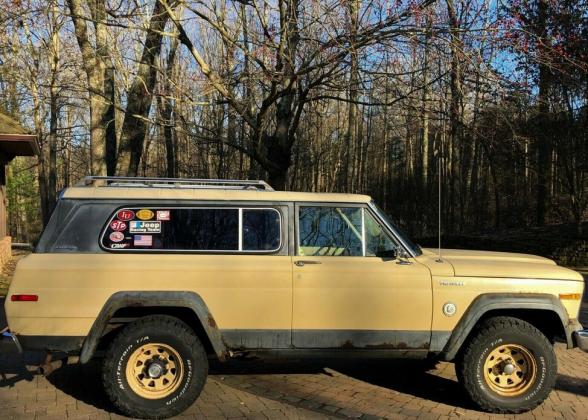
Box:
[456,316,557,414]
[102,315,208,419]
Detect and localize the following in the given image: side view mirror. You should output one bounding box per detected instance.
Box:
[376,249,397,260]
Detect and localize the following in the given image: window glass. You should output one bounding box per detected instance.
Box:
[243,209,281,250]
[364,211,397,257]
[162,208,238,250]
[101,207,281,252]
[298,207,362,256]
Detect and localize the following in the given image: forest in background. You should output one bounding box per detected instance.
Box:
[0,0,587,248]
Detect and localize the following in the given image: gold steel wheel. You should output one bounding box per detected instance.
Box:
[125,343,184,399]
[483,344,537,397]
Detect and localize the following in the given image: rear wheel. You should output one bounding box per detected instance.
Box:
[102,315,208,419]
[457,316,556,413]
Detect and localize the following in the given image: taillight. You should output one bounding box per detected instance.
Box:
[10,294,38,302]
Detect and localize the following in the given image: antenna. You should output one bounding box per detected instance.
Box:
[436,138,443,263]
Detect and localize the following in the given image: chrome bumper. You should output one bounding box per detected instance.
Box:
[573,329,588,352]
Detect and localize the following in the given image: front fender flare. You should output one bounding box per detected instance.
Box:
[79,291,226,364]
[440,293,571,361]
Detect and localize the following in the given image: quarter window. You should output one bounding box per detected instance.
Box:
[242,209,281,250]
[364,211,398,257]
[101,207,281,252]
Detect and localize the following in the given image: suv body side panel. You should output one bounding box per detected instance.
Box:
[6,253,293,354]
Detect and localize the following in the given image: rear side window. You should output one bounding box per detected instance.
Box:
[101,207,281,252]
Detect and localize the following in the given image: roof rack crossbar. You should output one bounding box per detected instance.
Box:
[78,176,274,191]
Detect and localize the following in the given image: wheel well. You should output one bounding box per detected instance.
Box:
[478,309,566,343]
[95,306,218,359]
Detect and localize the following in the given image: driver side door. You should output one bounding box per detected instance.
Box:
[291,203,433,350]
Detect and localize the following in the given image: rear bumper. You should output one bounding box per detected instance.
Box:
[573,329,588,352]
[0,331,23,354]
[18,335,84,354]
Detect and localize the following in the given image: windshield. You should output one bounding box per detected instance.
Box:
[370,201,422,256]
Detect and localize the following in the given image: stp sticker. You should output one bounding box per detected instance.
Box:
[116,209,135,221]
[129,221,161,233]
[109,232,125,242]
[156,210,170,221]
[110,243,129,249]
[110,220,127,231]
[134,235,153,246]
[136,209,154,220]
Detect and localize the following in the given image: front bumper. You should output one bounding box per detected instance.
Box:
[573,329,588,352]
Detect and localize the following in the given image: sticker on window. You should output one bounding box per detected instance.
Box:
[129,221,161,233]
[110,220,127,231]
[109,232,125,242]
[134,235,153,246]
[110,243,130,249]
[157,210,170,221]
[136,209,154,220]
[117,210,135,221]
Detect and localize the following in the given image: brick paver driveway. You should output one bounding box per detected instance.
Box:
[1,282,587,419]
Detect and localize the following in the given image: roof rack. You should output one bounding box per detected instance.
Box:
[77,176,274,191]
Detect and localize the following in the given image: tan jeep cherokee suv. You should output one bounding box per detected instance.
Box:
[4,176,588,418]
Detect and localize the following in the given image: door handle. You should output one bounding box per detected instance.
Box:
[294,260,322,267]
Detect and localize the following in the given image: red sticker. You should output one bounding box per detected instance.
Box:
[117,209,135,221]
[109,232,124,242]
[110,220,127,231]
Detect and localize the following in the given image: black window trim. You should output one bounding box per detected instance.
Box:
[100,205,283,254]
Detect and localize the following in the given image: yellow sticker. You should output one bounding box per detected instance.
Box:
[136,209,154,220]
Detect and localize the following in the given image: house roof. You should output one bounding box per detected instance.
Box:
[0,111,39,157]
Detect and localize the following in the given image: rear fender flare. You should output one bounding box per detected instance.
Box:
[79,291,226,363]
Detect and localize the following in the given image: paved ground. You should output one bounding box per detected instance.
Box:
[0,279,587,419]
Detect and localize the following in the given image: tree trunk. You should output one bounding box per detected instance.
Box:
[67,0,111,176]
[117,0,175,176]
[535,0,551,226]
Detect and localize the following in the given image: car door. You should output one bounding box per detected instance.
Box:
[291,203,433,350]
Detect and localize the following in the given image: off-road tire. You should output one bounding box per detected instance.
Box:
[102,315,208,419]
[457,316,556,414]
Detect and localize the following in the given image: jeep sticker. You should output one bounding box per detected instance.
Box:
[116,209,135,221]
[129,221,161,233]
[136,209,154,220]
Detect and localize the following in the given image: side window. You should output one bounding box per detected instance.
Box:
[364,211,398,257]
[163,208,238,250]
[298,207,363,256]
[243,209,281,250]
[101,207,281,252]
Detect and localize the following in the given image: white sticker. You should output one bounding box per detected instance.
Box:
[157,210,171,221]
[109,232,125,242]
[129,221,161,233]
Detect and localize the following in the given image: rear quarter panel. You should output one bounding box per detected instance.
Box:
[5,253,292,337]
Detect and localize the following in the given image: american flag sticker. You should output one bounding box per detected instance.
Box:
[133,235,153,247]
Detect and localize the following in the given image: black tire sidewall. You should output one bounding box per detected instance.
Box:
[105,322,207,417]
[470,329,554,409]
